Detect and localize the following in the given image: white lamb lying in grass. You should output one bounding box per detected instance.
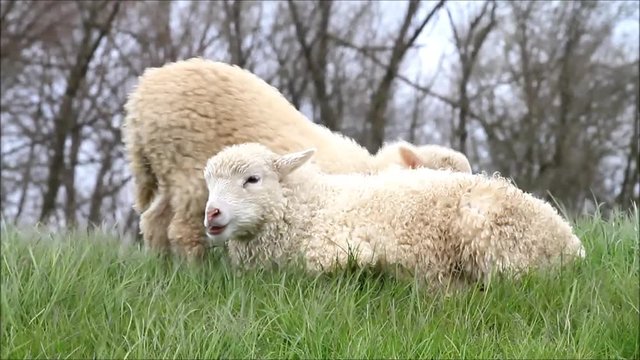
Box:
[202,143,586,289]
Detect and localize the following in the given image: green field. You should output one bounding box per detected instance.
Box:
[1,210,638,359]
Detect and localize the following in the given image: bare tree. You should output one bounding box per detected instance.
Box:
[615,60,640,208]
[39,1,120,224]
[446,0,497,155]
[465,0,638,211]
[287,0,339,130]
[220,0,265,71]
[363,0,446,153]
[265,6,312,110]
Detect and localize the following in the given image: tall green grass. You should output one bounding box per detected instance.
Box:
[1,210,638,359]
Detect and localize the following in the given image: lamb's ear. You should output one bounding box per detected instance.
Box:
[274,148,316,177]
[398,145,422,169]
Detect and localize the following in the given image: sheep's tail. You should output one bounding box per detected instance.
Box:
[122,113,157,213]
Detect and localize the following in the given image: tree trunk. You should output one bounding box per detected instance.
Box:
[64,121,82,227]
[616,79,640,207]
[287,0,338,130]
[456,68,470,155]
[38,2,120,223]
[365,0,445,153]
[223,0,247,68]
[87,148,113,226]
[13,140,36,223]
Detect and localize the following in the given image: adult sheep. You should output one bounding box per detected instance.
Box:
[123,57,471,260]
[202,143,586,289]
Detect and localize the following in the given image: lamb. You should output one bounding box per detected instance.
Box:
[122,57,472,260]
[202,142,586,289]
[374,140,472,173]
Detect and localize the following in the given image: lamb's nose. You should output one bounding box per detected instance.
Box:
[206,208,221,223]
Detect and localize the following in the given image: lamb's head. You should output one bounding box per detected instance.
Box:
[202,143,316,246]
[374,140,472,174]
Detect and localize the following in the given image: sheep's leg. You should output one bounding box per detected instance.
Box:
[167,215,207,261]
[139,192,172,255]
[167,183,208,262]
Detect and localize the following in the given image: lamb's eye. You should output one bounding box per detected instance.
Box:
[244,175,261,186]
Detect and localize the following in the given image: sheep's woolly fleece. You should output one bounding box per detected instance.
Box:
[122,57,472,259]
[203,143,586,289]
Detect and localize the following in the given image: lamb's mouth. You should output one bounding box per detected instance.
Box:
[207,225,227,236]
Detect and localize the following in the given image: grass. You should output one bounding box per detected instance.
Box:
[1,210,638,359]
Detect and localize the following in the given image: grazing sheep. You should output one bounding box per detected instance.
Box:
[202,143,586,289]
[122,57,472,260]
[374,140,472,173]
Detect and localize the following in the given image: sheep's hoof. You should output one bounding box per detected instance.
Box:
[171,242,207,263]
[186,246,206,263]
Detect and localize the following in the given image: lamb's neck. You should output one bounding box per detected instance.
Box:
[279,167,332,242]
[229,202,298,269]
[283,165,335,203]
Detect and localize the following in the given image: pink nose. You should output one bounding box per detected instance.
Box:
[206,208,221,223]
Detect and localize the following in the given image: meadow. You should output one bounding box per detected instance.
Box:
[1,210,638,359]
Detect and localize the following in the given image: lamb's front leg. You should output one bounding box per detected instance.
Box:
[304,233,379,274]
